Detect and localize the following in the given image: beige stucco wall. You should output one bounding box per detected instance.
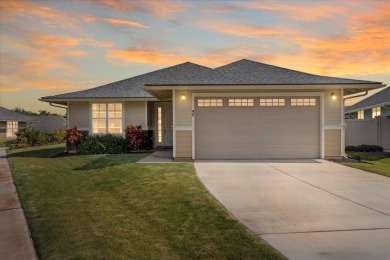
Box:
[125,101,146,128]
[68,101,89,131]
[176,130,192,158]
[324,89,341,125]
[175,90,193,127]
[174,88,343,158]
[324,129,342,158]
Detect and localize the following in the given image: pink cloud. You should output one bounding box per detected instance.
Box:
[106,47,252,67]
[95,0,187,18]
[102,18,148,29]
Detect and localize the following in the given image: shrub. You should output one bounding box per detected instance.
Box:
[50,129,65,143]
[125,125,149,151]
[5,128,64,149]
[21,127,44,146]
[345,145,383,152]
[64,126,83,152]
[77,134,126,155]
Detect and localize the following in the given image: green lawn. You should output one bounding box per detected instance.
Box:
[7,144,284,259]
[343,151,390,177]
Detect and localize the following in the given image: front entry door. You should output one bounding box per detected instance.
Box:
[155,102,173,147]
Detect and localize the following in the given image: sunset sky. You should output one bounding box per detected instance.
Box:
[0,0,389,114]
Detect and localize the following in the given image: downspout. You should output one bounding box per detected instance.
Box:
[49,102,68,127]
[343,90,369,118]
[343,90,369,102]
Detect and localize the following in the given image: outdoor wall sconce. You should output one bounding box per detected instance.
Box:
[331,93,336,100]
[181,93,186,100]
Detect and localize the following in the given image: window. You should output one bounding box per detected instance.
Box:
[6,121,18,137]
[197,99,223,107]
[372,107,381,118]
[260,99,285,107]
[92,103,122,134]
[157,107,162,143]
[291,98,316,107]
[228,99,254,107]
[358,110,364,119]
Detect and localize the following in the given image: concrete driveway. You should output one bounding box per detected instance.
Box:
[195,159,390,260]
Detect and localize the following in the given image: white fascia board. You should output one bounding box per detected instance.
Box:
[40,97,157,103]
[144,83,384,91]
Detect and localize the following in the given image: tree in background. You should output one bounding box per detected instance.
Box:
[12,107,62,116]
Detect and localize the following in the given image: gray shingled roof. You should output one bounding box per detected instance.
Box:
[0,107,36,122]
[41,59,382,100]
[345,87,390,113]
[146,59,381,85]
[28,115,66,133]
[41,62,213,100]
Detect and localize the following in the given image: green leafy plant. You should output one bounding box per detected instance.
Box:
[77,134,126,155]
[125,125,149,151]
[345,145,383,152]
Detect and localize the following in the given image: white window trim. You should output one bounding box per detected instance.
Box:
[89,101,125,136]
[191,92,325,160]
[228,98,254,107]
[259,98,286,107]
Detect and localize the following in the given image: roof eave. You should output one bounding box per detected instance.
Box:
[144,83,385,91]
[40,97,158,104]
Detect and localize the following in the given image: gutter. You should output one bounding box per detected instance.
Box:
[343,90,369,109]
[49,102,67,109]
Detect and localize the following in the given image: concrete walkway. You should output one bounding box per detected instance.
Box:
[0,147,37,260]
[195,159,390,260]
[137,150,173,163]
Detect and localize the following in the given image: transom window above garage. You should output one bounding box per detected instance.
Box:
[228,99,254,107]
[197,99,223,107]
[259,99,285,107]
[291,98,316,107]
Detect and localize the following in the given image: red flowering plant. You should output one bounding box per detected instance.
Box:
[14,130,23,141]
[125,125,148,151]
[64,126,83,153]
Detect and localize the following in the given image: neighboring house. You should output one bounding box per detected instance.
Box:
[0,106,36,142]
[40,59,385,159]
[344,87,390,150]
[345,87,390,119]
[28,115,67,133]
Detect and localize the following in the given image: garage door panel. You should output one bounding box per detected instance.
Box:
[197,148,226,159]
[227,148,257,159]
[287,145,319,158]
[288,136,318,146]
[195,96,320,159]
[196,136,225,146]
[256,147,288,158]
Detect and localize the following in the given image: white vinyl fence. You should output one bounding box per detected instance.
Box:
[345,116,390,150]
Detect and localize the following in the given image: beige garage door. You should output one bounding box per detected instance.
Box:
[195,97,320,159]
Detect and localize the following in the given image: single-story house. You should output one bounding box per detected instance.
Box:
[345,87,390,119]
[0,106,36,142]
[40,59,385,159]
[28,115,67,133]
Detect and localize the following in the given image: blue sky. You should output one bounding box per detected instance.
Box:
[0,0,389,114]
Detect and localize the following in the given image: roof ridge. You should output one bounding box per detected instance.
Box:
[217,59,379,83]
